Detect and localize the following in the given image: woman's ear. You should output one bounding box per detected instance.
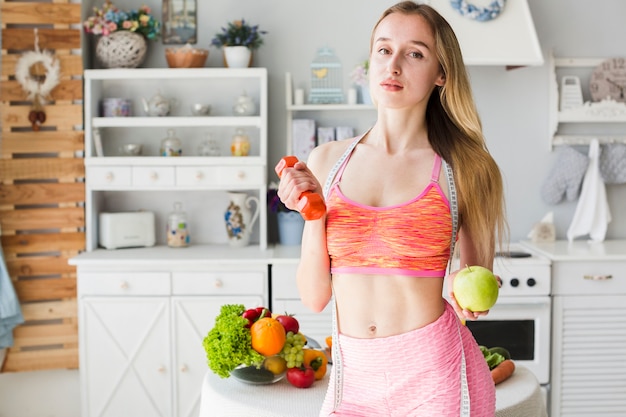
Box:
[435,72,446,87]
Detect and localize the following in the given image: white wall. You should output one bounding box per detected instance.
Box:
[2,1,626,416]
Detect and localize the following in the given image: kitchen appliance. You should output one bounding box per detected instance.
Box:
[98,211,155,249]
[450,244,552,399]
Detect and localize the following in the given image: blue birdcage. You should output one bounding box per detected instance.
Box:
[308,47,344,104]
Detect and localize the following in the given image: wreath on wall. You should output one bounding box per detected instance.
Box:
[450,0,506,22]
[14,29,61,131]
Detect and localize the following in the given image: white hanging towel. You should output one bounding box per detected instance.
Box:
[567,139,612,242]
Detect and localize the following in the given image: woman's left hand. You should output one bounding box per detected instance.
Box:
[447,270,502,321]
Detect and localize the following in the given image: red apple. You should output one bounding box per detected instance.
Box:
[275,314,299,334]
[453,265,499,312]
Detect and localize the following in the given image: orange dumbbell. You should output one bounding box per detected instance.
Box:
[274,156,326,221]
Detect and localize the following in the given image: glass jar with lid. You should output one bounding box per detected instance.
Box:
[160,129,182,157]
[231,128,250,156]
[198,133,221,156]
[167,202,190,248]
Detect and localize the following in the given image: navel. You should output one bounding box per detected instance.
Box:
[367,323,377,335]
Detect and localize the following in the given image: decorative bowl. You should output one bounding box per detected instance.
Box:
[191,103,211,116]
[119,143,142,156]
[165,46,208,68]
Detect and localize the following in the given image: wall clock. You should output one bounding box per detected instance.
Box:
[590,57,626,102]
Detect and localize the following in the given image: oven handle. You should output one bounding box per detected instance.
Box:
[493,296,551,307]
[583,274,613,281]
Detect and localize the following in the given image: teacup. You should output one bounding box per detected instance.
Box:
[102,98,132,117]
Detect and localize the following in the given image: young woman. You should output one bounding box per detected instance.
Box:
[277,2,507,416]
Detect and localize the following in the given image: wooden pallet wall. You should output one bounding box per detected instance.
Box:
[0,0,84,372]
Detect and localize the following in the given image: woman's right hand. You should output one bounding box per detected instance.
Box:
[275,159,323,212]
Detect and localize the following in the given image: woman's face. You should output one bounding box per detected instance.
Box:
[369,12,445,109]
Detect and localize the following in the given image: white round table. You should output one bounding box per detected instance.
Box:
[199,365,547,417]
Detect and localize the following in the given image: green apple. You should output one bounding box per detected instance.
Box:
[453,265,499,312]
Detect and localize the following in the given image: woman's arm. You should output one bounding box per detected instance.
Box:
[276,146,336,313]
[447,226,497,320]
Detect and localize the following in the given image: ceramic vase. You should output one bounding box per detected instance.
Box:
[96,31,147,69]
[277,211,304,245]
[223,46,252,68]
[359,85,372,105]
[224,192,260,247]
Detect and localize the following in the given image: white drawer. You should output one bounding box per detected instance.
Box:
[132,166,175,187]
[552,261,626,295]
[176,166,220,187]
[87,166,132,188]
[271,264,299,298]
[79,272,171,296]
[172,271,265,295]
[218,166,264,187]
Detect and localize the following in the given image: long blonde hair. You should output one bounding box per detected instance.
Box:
[371,1,508,266]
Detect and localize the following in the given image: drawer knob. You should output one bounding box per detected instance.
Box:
[237,170,246,180]
[214,279,223,288]
[158,365,166,373]
[120,281,129,289]
[583,274,613,281]
[105,172,114,182]
[150,171,159,181]
[180,364,188,373]
[195,171,204,181]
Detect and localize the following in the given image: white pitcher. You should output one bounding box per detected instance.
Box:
[224,192,260,247]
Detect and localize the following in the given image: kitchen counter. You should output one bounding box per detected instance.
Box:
[520,239,626,261]
[199,365,547,417]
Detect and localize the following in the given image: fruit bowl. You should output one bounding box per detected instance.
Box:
[231,360,286,385]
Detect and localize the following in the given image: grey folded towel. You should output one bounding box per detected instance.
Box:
[541,146,589,205]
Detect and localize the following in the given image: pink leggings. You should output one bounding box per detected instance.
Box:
[319,301,495,417]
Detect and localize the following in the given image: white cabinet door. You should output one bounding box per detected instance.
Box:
[81,297,171,417]
[171,295,264,417]
[551,295,626,417]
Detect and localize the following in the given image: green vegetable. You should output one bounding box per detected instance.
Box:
[484,352,506,370]
[488,346,511,360]
[203,304,264,378]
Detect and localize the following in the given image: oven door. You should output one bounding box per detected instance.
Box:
[464,296,551,385]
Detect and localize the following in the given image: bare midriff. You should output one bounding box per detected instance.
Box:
[332,273,446,338]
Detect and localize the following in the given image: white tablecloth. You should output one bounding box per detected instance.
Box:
[199,365,547,417]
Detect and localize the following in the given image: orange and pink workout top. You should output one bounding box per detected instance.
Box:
[326,150,453,278]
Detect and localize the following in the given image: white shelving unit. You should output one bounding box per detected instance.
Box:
[84,68,268,251]
[284,72,376,156]
[549,55,626,149]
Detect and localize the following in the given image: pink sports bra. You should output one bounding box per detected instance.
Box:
[326,150,453,277]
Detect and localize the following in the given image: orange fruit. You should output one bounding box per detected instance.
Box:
[250,317,286,356]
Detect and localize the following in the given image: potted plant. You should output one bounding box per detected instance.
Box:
[268,183,304,246]
[211,19,267,68]
[350,60,371,104]
[83,1,160,68]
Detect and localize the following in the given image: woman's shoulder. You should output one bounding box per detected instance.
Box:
[307,137,359,183]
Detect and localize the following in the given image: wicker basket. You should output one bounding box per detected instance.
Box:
[165,47,209,68]
[96,31,147,69]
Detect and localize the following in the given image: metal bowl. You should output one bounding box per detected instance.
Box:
[191,103,211,116]
[119,143,142,156]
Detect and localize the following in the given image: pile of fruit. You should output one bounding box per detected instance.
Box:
[203,304,327,388]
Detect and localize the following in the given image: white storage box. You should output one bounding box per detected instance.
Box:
[99,211,156,249]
